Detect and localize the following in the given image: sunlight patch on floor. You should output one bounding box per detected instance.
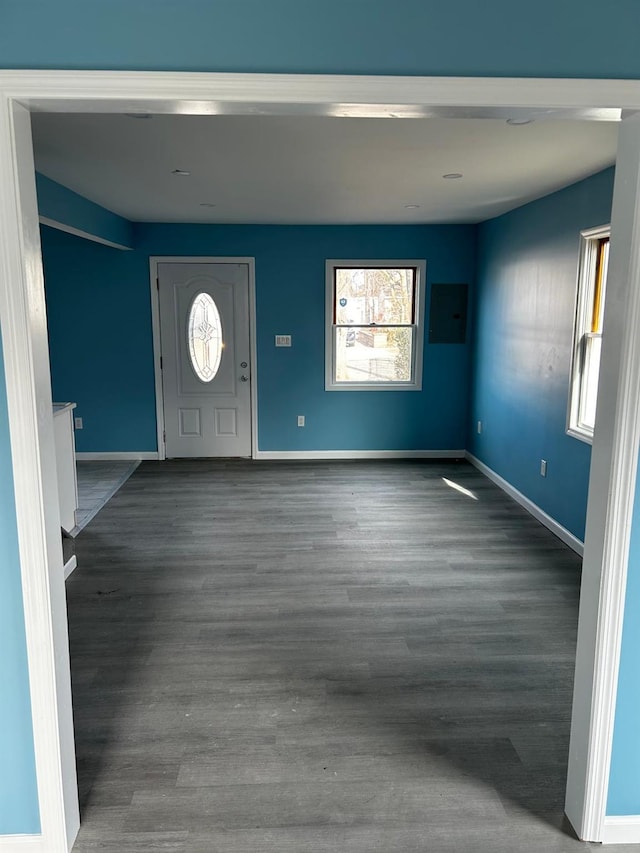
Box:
[442,477,479,501]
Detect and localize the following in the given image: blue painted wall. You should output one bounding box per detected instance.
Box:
[0,337,40,835]
[468,168,615,541]
[2,0,640,78]
[36,173,134,250]
[42,222,476,452]
[607,456,640,816]
[41,226,157,453]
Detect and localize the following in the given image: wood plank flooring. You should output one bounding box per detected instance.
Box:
[73,460,140,535]
[66,459,604,852]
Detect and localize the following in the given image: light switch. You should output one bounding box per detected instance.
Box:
[275,335,292,347]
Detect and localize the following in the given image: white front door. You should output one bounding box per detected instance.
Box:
[158,261,252,457]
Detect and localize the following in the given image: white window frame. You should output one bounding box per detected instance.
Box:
[325,259,426,391]
[567,224,611,443]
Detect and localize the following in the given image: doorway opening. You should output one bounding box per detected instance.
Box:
[2,73,640,851]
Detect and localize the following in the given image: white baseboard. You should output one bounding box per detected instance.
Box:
[465,452,584,556]
[62,555,77,580]
[75,451,158,461]
[602,816,640,844]
[254,449,465,460]
[0,835,46,850]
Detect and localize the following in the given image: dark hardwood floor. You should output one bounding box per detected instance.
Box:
[66,459,605,851]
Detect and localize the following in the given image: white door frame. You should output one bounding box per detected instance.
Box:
[2,71,640,852]
[149,256,258,460]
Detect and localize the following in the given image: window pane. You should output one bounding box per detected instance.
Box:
[335,268,415,326]
[591,238,609,333]
[187,292,223,383]
[579,333,602,431]
[335,326,413,383]
[568,228,610,439]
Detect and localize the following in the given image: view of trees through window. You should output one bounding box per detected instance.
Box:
[334,267,416,383]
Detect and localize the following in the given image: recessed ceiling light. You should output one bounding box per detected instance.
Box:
[172,169,191,176]
[442,173,463,180]
[199,203,217,207]
[404,204,420,209]
[506,118,534,126]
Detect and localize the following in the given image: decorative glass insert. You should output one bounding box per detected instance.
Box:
[187,292,222,382]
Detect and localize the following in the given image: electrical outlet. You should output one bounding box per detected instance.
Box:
[477,420,482,434]
[540,459,547,478]
[74,417,83,430]
[297,415,305,427]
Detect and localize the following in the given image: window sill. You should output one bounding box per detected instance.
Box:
[567,425,594,445]
[326,382,422,392]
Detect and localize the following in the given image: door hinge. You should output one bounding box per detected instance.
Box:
[156,278,159,290]
[159,356,163,370]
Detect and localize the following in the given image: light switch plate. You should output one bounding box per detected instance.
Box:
[275,335,292,347]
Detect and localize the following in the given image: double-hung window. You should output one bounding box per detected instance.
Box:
[325,260,426,390]
[567,225,610,442]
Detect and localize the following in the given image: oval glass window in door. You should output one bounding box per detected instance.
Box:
[187,292,223,382]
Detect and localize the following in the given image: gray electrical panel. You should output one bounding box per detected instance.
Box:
[428,283,468,344]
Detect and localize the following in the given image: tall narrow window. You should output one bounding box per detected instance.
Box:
[325,260,426,390]
[567,225,610,442]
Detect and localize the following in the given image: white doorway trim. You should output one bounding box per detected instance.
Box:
[566,112,640,841]
[149,256,258,460]
[1,71,640,850]
[0,97,78,853]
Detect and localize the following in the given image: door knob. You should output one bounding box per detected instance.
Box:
[240,375,249,382]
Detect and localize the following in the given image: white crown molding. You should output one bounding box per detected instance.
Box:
[465,453,584,556]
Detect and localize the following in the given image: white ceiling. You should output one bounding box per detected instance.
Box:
[30,114,618,225]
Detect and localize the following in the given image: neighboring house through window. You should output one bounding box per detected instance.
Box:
[567,225,610,442]
[325,260,426,390]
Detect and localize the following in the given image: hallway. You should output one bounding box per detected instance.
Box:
[67,459,595,852]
